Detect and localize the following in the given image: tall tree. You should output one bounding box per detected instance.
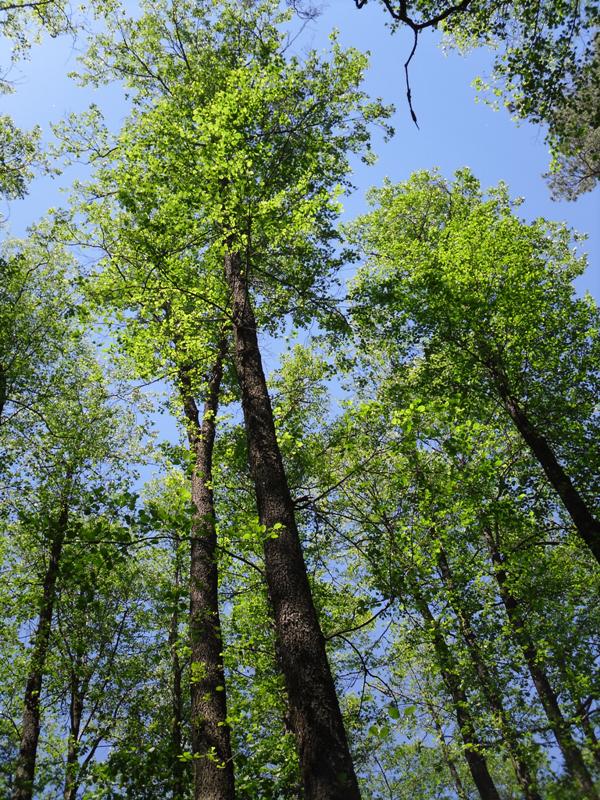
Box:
[178,339,235,799]
[305,332,596,795]
[349,169,600,564]
[56,108,237,798]
[63,2,392,795]
[79,251,235,797]
[484,526,599,799]
[8,343,142,800]
[52,530,153,800]
[436,546,542,800]
[413,590,502,800]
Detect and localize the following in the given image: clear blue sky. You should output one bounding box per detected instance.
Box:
[1,0,598,301]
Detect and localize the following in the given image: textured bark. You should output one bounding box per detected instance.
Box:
[488,361,600,565]
[12,499,70,800]
[414,592,501,800]
[168,536,185,800]
[63,670,83,800]
[437,548,542,800]
[485,529,599,799]
[178,341,235,800]
[224,251,361,800]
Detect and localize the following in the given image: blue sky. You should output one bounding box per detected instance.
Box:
[310,1,599,298]
[1,0,598,302]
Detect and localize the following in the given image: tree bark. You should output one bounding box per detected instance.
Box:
[168,533,185,800]
[484,528,599,799]
[178,339,235,800]
[12,497,70,800]
[488,361,600,565]
[437,547,542,800]
[414,591,502,800]
[223,250,361,800]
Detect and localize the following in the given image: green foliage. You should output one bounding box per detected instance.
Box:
[1,0,599,796]
[544,36,600,200]
[60,0,392,355]
[349,169,600,511]
[0,238,76,442]
[0,118,41,201]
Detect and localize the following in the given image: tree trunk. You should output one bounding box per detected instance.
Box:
[223,250,361,800]
[484,528,599,799]
[178,340,235,800]
[488,361,600,565]
[414,591,502,800]
[168,533,185,800]
[437,547,542,800]
[63,670,83,800]
[13,498,70,800]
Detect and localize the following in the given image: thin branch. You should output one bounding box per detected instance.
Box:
[325,598,393,640]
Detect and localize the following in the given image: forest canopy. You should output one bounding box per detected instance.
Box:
[0,1,598,800]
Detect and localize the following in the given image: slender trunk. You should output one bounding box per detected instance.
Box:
[224,251,360,800]
[168,534,185,800]
[488,361,600,564]
[484,528,599,799]
[13,498,70,800]
[414,591,501,800]
[437,548,542,800]
[178,340,235,800]
[63,670,83,800]
[425,695,469,800]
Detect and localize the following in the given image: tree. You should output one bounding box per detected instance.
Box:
[349,169,600,564]
[484,525,598,798]
[179,342,235,800]
[58,141,236,799]
[70,235,235,797]
[51,528,155,800]
[308,376,598,794]
[56,85,237,798]
[6,342,143,800]
[62,2,393,795]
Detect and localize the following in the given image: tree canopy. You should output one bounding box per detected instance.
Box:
[0,2,598,799]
